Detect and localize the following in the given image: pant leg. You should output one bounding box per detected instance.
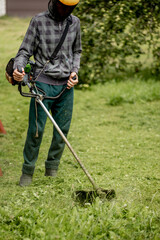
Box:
[22,82,53,175]
[45,87,74,170]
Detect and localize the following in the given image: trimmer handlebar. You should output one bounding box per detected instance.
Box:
[17,71,77,100]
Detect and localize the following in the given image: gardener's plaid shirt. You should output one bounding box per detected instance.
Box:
[14,11,82,81]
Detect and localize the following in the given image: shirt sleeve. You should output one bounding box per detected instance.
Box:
[71,18,82,74]
[13,17,37,70]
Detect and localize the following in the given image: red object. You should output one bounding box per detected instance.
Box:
[0,120,6,134]
[0,168,3,177]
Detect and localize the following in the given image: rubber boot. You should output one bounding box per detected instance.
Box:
[45,169,57,177]
[19,173,32,187]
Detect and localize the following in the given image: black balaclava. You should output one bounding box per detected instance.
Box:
[48,0,77,22]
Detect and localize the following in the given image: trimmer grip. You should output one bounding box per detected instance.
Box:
[17,66,23,73]
[72,75,76,80]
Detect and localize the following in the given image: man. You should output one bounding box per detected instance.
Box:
[13,0,82,186]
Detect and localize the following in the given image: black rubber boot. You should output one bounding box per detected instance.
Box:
[45,169,57,177]
[19,173,32,187]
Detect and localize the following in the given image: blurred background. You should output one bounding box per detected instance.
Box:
[0,0,160,86]
[0,0,48,17]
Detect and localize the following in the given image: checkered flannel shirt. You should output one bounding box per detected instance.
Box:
[14,11,82,80]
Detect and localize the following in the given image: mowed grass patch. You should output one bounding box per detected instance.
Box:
[1,79,160,240]
[0,16,160,240]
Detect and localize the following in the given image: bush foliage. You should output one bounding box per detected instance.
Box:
[74,0,160,84]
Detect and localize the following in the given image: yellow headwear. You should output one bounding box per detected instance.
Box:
[59,0,80,6]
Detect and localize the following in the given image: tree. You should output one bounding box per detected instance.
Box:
[74,0,160,84]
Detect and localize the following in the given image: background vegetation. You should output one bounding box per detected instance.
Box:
[75,0,160,84]
[0,15,160,239]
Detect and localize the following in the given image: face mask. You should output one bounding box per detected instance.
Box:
[48,0,77,22]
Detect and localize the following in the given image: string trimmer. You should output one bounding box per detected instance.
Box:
[17,65,115,203]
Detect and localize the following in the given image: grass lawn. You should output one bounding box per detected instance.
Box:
[0,17,160,240]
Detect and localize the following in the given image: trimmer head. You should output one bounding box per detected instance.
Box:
[74,189,116,204]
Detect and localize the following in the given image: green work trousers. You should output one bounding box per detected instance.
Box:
[22,81,74,175]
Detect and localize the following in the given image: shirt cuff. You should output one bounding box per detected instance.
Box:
[71,67,78,74]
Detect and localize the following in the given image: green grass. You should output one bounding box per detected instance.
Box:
[0,17,160,240]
